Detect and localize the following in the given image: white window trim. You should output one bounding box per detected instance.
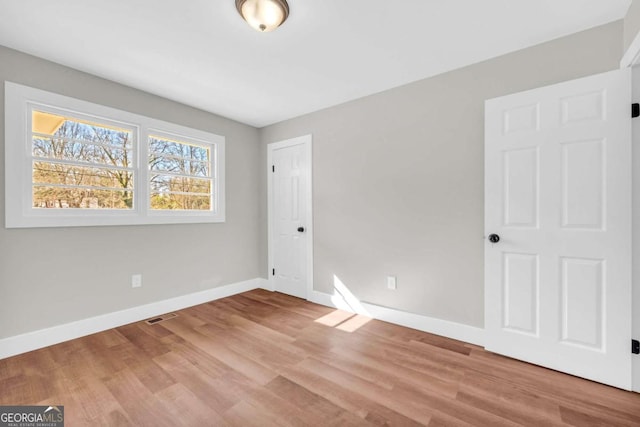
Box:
[5,81,225,228]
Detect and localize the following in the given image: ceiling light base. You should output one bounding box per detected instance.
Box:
[235,0,290,33]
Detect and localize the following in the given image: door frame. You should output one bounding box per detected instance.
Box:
[267,135,314,299]
[622,40,640,393]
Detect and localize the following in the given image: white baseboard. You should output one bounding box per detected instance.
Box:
[1,279,483,361]
[0,277,270,360]
[263,277,276,292]
[309,290,485,347]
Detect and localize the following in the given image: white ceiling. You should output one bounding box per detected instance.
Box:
[0,0,632,127]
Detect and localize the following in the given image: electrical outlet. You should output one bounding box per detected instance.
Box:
[131,274,142,288]
[387,276,397,290]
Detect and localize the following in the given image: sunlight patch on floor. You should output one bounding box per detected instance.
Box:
[311,275,373,332]
[335,314,371,332]
[314,310,356,327]
[331,274,370,316]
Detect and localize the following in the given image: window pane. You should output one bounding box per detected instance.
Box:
[30,110,135,210]
[33,162,134,189]
[33,137,131,168]
[150,193,211,211]
[32,110,133,148]
[149,136,210,177]
[33,186,133,209]
[149,135,213,211]
[150,175,211,194]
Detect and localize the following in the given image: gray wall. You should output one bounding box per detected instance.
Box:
[625,0,640,51]
[0,46,262,339]
[0,19,627,339]
[260,21,623,328]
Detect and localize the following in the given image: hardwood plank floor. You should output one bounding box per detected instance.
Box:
[1,289,639,426]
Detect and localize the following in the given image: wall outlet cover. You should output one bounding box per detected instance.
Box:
[131,274,142,288]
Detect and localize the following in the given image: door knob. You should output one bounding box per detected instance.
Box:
[297,227,305,232]
[488,234,500,243]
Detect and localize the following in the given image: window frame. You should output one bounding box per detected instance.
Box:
[5,81,225,228]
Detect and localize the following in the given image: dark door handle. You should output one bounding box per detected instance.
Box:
[297,227,305,233]
[488,234,500,243]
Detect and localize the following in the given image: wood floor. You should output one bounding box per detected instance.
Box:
[1,290,639,426]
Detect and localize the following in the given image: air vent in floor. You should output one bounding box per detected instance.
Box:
[144,312,178,325]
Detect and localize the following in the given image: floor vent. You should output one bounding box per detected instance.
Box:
[144,313,178,325]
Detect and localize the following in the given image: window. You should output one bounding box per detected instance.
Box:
[31,109,136,210]
[5,82,225,228]
[148,134,214,211]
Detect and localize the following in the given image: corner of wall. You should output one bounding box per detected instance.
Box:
[624,1,640,54]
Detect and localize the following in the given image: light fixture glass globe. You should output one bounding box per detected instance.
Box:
[236,0,289,32]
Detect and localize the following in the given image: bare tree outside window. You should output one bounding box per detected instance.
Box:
[31,112,214,212]
[7,83,225,228]
[31,110,134,209]
[149,136,213,211]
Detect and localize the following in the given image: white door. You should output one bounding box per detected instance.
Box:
[268,136,312,299]
[485,69,632,389]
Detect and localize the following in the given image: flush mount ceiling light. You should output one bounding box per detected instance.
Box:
[235,0,290,32]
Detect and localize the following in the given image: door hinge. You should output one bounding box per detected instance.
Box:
[272,268,275,276]
[632,103,639,118]
[633,339,640,355]
[272,165,275,172]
